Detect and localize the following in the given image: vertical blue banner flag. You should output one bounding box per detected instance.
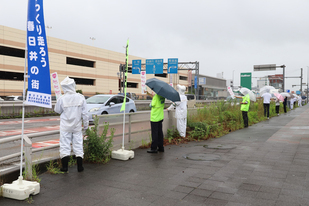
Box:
[120,39,129,112]
[26,0,51,108]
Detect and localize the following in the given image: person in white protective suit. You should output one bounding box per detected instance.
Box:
[54,77,89,172]
[167,85,188,137]
[298,95,302,107]
[290,96,295,110]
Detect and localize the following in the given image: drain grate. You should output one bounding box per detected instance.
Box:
[203,144,236,150]
[183,153,221,161]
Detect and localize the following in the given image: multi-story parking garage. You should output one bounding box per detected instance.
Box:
[0,25,189,98]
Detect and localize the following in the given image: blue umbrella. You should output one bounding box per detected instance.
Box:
[146,78,180,102]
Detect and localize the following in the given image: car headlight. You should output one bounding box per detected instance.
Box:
[89,107,100,112]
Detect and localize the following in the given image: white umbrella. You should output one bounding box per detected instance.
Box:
[240,88,256,101]
[280,92,291,97]
[259,86,276,96]
[280,92,293,99]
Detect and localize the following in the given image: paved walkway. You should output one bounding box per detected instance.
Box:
[2,105,309,206]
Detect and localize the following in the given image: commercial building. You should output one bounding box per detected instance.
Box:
[188,74,227,99]
[0,25,188,98]
[268,74,283,92]
[257,77,268,90]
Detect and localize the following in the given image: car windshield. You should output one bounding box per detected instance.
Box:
[186,94,195,100]
[86,96,111,104]
[6,97,15,101]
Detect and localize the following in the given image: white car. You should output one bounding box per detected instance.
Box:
[86,94,137,123]
[225,96,241,105]
[5,96,24,101]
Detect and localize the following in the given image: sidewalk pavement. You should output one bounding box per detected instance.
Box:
[2,105,309,206]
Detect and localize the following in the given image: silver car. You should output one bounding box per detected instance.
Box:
[86,94,137,123]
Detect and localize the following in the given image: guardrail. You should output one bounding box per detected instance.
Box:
[0,99,215,118]
[0,108,200,178]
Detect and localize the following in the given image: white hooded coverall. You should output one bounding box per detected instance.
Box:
[54,77,89,159]
[168,85,188,137]
[298,96,302,107]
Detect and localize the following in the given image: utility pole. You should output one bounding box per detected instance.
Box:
[301,68,303,92]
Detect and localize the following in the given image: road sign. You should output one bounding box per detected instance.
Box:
[254,64,276,71]
[167,58,178,74]
[146,59,163,74]
[199,77,206,85]
[194,76,197,89]
[132,60,141,74]
[241,73,252,90]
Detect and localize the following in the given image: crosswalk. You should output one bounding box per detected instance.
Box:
[0,125,60,137]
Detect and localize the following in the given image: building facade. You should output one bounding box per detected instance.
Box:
[0,25,188,98]
[268,74,283,92]
[257,77,268,90]
[188,74,227,99]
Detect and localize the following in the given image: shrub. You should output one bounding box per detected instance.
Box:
[83,117,114,163]
[46,160,64,174]
[166,127,180,143]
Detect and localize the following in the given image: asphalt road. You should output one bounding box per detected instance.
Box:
[0,116,61,158]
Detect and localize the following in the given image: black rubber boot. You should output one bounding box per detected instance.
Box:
[77,157,84,172]
[60,156,70,172]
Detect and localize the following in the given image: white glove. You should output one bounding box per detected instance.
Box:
[83,126,88,130]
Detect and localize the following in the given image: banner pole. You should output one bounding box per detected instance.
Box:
[20,7,29,178]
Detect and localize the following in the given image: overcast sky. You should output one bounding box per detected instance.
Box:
[1,0,309,92]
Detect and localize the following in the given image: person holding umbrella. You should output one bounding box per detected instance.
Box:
[280,93,290,113]
[283,96,288,113]
[260,89,272,119]
[290,96,295,110]
[145,78,180,153]
[275,97,280,115]
[146,91,165,153]
[298,95,302,107]
[167,84,188,137]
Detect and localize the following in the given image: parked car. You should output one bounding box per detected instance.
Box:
[5,96,24,101]
[86,94,137,123]
[185,94,196,108]
[225,96,241,105]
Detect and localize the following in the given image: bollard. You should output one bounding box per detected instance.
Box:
[23,135,32,180]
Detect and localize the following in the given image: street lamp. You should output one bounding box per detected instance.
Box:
[232,70,235,89]
[89,37,96,46]
[46,25,52,40]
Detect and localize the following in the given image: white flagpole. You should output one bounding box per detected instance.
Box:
[20,23,28,178]
[111,39,134,160]
[122,107,125,150]
[1,1,41,200]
